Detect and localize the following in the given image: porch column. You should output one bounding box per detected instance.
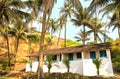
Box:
[106,49,111,60]
[96,50,99,59]
[82,52,84,59]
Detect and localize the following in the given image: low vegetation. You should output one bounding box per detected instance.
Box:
[0,72,118,79]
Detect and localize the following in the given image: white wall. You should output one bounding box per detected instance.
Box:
[26,49,113,76]
[43,59,83,74]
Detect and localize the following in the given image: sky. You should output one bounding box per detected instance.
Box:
[34,0,118,42]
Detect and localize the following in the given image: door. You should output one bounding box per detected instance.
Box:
[90,51,96,59]
[68,53,73,61]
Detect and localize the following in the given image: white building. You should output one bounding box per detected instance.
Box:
[26,42,114,76]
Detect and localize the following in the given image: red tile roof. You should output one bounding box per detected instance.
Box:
[27,42,111,57]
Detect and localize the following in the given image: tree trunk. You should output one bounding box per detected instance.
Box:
[94,30,97,43]
[83,25,85,45]
[6,28,11,70]
[57,29,61,47]
[38,0,49,79]
[13,36,19,70]
[118,27,120,39]
[64,24,66,47]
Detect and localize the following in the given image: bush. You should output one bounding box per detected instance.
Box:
[0,57,10,71]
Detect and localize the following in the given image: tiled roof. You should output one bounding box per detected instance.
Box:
[28,42,111,57]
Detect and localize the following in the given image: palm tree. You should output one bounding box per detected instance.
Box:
[45,36,54,49]
[66,0,83,10]
[88,0,120,39]
[46,55,52,74]
[88,0,120,15]
[47,18,58,37]
[0,26,11,70]
[0,0,30,70]
[63,58,70,73]
[87,18,108,42]
[75,30,89,45]
[38,0,57,79]
[93,58,102,76]
[108,11,120,39]
[9,19,29,70]
[71,8,93,43]
[57,15,66,47]
[60,2,74,47]
[27,34,41,54]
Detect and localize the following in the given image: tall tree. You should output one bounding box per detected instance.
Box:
[57,15,66,47]
[88,0,120,39]
[71,8,93,43]
[46,55,52,74]
[0,26,11,69]
[27,34,41,54]
[66,0,83,10]
[38,0,57,79]
[60,2,73,47]
[87,18,108,42]
[108,11,120,39]
[47,18,58,37]
[75,30,89,45]
[0,0,30,70]
[9,19,29,70]
[93,58,102,76]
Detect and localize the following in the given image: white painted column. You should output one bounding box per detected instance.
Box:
[81,52,84,75]
[106,49,111,60]
[106,49,114,76]
[82,52,84,59]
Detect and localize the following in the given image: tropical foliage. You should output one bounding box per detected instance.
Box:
[0,0,120,79]
[46,55,53,74]
[93,58,102,76]
[63,58,70,73]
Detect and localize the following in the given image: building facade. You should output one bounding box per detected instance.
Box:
[26,42,114,76]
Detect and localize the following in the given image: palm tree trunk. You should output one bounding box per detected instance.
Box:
[38,0,49,79]
[6,28,11,70]
[94,30,97,43]
[64,24,66,47]
[118,27,120,39]
[83,25,85,45]
[13,36,19,70]
[57,29,62,47]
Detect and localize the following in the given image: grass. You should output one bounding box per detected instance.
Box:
[0,77,12,79]
[0,76,21,79]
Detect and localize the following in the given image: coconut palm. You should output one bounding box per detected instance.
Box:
[0,26,11,69]
[63,58,70,73]
[46,55,52,74]
[108,10,120,39]
[93,58,102,76]
[38,0,57,79]
[87,18,108,42]
[45,36,54,49]
[47,18,58,37]
[27,34,41,54]
[60,2,74,47]
[75,30,89,45]
[57,15,66,47]
[9,19,29,70]
[71,8,93,43]
[89,0,120,15]
[87,0,120,42]
[0,0,30,70]
[66,0,83,10]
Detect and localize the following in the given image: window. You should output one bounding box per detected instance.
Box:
[68,53,73,61]
[60,54,62,61]
[52,55,57,61]
[77,52,82,59]
[100,50,107,57]
[90,51,96,59]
